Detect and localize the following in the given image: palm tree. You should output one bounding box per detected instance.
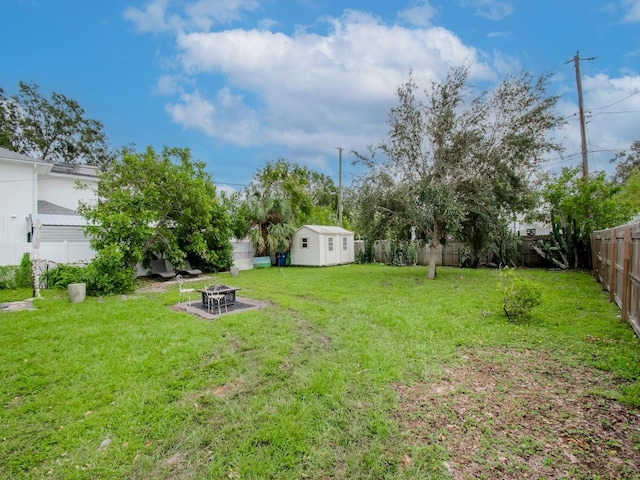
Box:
[247,190,296,257]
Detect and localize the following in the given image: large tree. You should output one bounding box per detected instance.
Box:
[78,146,233,273]
[0,81,114,166]
[237,158,341,256]
[352,66,564,277]
[535,166,634,268]
[542,166,634,235]
[611,140,640,185]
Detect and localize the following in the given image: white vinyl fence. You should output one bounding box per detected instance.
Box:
[0,241,95,266]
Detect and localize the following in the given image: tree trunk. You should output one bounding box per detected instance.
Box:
[428,241,437,279]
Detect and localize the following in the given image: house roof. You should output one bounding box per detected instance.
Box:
[0,147,100,178]
[0,146,50,165]
[38,200,77,215]
[29,213,88,227]
[298,225,353,235]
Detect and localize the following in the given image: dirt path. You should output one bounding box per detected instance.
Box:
[395,347,640,479]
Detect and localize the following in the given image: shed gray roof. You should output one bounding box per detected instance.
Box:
[298,225,353,235]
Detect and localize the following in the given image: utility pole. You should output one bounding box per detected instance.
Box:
[336,147,343,226]
[567,51,595,181]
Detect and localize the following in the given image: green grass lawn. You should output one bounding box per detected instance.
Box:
[1,265,639,479]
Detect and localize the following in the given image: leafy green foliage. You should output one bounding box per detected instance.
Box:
[84,245,136,295]
[241,158,338,256]
[499,267,542,321]
[351,66,565,277]
[610,139,640,185]
[0,81,114,166]
[14,253,33,289]
[380,239,420,266]
[42,264,87,288]
[0,265,18,289]
[41,248,135,296]
[542,166,633,236]
[355,239,375,264]
[78,145,233,272]
[532,211,587,269]
[538,166,634,268]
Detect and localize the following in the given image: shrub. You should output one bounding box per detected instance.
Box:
[355,240,375,264]
[85,245,136,295]
[498,267,542,322]
[42,264,88,289]
[15,253,33,289]
[41,247,136,296]
[0,265,18,289]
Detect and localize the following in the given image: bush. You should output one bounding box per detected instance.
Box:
[42,246,136,296]
[85,245,136,295]
[498,267,542,322]
[355,240,375,264]
[15,253,33,289]
[0,265,18,289]
[42,264,88,289]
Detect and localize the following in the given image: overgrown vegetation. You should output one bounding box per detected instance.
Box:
[498,266,542,321]
[42,247,136,296]
[78,145,233,284]
[534,165,635,269]
[1,266,638,479]
[351,65,564,278]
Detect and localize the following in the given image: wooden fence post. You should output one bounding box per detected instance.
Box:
[621,227,632,323]
[590,231,598,278]
[609,228,617,302]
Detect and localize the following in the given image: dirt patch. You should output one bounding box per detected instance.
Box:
[395,348,640,479]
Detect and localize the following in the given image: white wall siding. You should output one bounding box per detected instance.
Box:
[290,225,355,266]
[39,175,97,211]
[0,162,36,243]
[291,228,322,266]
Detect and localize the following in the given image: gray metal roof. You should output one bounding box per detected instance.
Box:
[30,213,88,227]
[0,146,49,164]
[298,225,353,235]
[38,200,77,215]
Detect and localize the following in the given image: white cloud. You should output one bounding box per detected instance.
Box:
[167,10,497,160]
[165,88,261,147]
[398,1,438,27]
[124,0,183,32]
[185,0,260,30]
[124,0,259,33]
[623,0,640,22]
[551,73,640,174]
[460,0,515,21]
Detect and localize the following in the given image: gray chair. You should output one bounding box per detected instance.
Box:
[177,259,202,277]
[150,259,176,280]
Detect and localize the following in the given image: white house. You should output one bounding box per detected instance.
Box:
[0,147,98,265]
[290,225,354,267]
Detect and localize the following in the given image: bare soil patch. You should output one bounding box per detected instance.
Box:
[395,348,640,479]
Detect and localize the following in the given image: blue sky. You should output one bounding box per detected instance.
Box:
[2,0,640,191]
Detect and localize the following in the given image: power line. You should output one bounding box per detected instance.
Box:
[591,89,640,111]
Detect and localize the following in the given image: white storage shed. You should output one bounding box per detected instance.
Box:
[290,225,355,266]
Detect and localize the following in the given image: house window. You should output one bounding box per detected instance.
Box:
[301,237,309,248]
[328,237,334,251]
[526,228,536,236]
[342,237,348,250]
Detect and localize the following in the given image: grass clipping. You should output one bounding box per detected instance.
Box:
[395,347,640,479]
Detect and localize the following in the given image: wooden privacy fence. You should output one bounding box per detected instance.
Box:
[369,237,546,268]
[591,223,640,337]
